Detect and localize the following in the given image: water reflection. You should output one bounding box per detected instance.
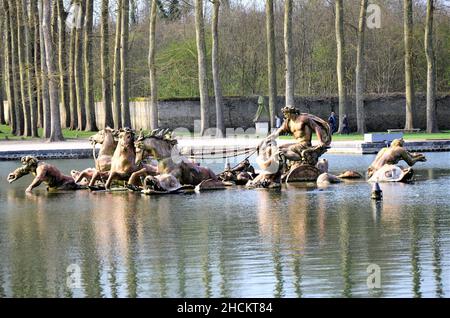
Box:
[431,208,443,298]
[410,210,422,298]
[1,154,450,298]
[339,205,352,298]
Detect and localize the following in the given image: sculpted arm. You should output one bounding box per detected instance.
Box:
[266,125,286,140]
[400,149,426,166]
[26,166,47,193]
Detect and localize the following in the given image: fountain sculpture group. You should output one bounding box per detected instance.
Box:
[7,106,427,194]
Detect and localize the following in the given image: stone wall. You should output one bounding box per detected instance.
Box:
[95,93,450,132]
[4,93,450,132]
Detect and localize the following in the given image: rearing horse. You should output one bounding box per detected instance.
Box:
[75,127,119,186]
[105,128,142,189]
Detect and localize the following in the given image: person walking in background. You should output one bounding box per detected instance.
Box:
[328,111,338,134]
[275,114,282,129]
[342,114,350,134]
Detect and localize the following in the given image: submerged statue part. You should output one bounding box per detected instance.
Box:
[367,138,426,182]
[7,156,81,193]
[219,158,256,185]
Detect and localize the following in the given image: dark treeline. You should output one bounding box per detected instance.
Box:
[0,0,449,141]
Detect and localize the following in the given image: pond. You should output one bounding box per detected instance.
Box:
[0,153,449,298]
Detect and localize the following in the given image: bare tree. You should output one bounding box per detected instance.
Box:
[16,0,32,136]
[211,0,224,137]
[8,0,24,135]
[266,0,276,129]
[425,0,438,133]
[101,0,114,128]
[3,0,17,131]
[355,0,368,134]
[23,0,38,137]
[113,0,123,129]
[284,0,294,108]
[0,12,4,125]
[148,0,159,130]
[31,0,42,129]
[83,0,97,131]
[404,0,415,130]
[57,0,70,129]
[43,0,64,141]
[74,0,85,130]
[68,0,78,129]
[38,0,50,138]
[335,0,347,134]
[121,0,131,128]
[195,0,210,135]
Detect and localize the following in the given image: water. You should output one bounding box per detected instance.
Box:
[0,153,450,298]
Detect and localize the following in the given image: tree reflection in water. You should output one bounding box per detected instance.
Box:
[1,157,450,297]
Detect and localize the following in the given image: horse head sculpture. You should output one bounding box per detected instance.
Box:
[135,128,178,162]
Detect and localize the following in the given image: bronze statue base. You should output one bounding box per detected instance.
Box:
[282,164,321,183]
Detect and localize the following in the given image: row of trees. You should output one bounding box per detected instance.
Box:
[0,0,134,141]
[0,1,448,141]
[265,0,442,133]
[193,0,445,133]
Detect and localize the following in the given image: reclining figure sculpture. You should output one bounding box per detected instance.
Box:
[7,156,81,193]
[367,138,426,182]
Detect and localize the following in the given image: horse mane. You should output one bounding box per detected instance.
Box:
[137,128,178,146]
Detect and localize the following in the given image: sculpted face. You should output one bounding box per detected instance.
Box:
[135,142,145,163]
[89,127,118,144]
[282,105,299,120]
[118,129,135,150]
[7,156,39,183]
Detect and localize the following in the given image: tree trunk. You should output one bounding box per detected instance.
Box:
[148,0,159,130]
[22,0,38,137]
[130,0,138,24]
[113,0,122,129]
[195,0,210,135]
[74,0,85,130]
[38,0,51,138]
[83,0,97,131]
[3,4,17,130]
[57,0,70,128]
[32,0,42,129]
[68,17,78,129]
[51,0,58,45]
[266,0,276,130]
[0,14,4,125]
[8,0,24,135]
[211,0,224,137]
[335,0,347,134]
[425,0,438,133]
[355,0,368,134]
[101,0,114,128]
[16,0,31,136]
[404,0,415,130]
[284,0,294,108]
[120,0,131,128]
[43,0,64,141]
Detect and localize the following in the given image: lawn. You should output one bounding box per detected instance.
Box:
[0,124,94,141]
[279,131,450,142]
[1,123,450,142]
